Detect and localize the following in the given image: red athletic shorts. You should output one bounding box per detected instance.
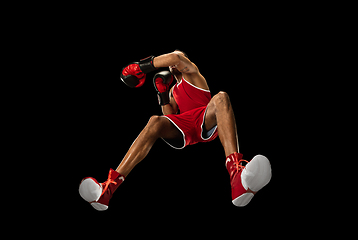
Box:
[161,105,218,149]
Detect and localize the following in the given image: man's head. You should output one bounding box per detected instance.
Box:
[169,49,188,79]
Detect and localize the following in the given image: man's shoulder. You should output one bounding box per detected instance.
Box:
[183,72,210,91]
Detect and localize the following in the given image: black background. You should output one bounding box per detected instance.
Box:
[39,11,307,236]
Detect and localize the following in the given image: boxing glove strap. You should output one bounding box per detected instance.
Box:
[157,91,170,106]
[139,56,157,74]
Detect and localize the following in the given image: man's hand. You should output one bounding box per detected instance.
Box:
[120,56,157,88]
[153,71,173,105]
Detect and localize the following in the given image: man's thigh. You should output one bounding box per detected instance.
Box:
[203,99,217,132]
[157,116,182,139]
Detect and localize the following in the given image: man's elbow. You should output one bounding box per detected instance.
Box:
[168,52,181,66]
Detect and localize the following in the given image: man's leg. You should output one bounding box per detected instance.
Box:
[116,115,181,176]
[204,91,239,157]
[79,115,181,210]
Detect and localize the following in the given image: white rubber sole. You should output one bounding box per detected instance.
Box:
[79,178,102,202]
[79,177,108,211]
[242,155,272,192]
[91,202,108,211]
[232,193,254,207]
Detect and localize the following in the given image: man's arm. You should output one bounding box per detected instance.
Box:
[153,51,198,74]
[162,87,178,115]
[154,51,209,91]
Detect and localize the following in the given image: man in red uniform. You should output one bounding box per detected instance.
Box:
[79,50,272,210]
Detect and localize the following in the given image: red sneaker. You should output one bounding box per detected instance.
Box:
[226,153,271,207]
[79,168,125,211]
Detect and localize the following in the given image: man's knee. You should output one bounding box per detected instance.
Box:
[148,115,169,132]
[148,115,162,127]
[146,115,173,138]
[142,115,162,138]
[213,91,231,106]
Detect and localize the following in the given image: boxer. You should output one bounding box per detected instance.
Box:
[79,50,272,210]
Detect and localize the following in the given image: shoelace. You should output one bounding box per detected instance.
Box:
[232,159,249,175]
[100,171,117,197]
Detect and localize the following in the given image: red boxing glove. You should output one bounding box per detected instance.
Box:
[155,76,172,93]
[121,63,146,88]
[120,56,156,88]
[153,71,173,105]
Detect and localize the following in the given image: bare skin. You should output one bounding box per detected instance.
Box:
[116,51,239,177]
[116,115,181,176]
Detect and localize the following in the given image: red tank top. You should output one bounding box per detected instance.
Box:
[172,77,212,113]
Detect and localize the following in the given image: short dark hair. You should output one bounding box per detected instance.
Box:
[175,49,188,58]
